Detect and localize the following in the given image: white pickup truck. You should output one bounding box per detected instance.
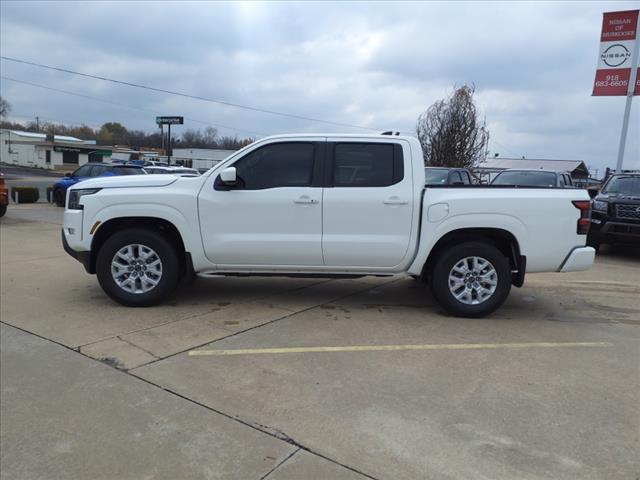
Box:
[62,134,595,317]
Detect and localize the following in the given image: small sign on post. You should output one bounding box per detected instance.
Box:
[593,9,640,171]
[155,116,184,125]
[155,116,184,165]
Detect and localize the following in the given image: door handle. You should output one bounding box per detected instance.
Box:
[294,196,319,205]
[383,196,408,205]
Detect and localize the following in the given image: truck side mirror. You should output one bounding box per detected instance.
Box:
[219,167,237,186]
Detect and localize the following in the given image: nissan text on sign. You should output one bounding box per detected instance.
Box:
[593,9,640,96]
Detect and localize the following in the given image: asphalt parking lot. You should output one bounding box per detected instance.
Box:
[1,204,639,480]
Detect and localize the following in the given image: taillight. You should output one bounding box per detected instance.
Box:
[572,200,591,234]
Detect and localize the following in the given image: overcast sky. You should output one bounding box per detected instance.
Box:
[1,1,638,173]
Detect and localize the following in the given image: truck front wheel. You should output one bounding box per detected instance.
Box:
[430,242,511,318]
[96,228,180,307]
[53,188,65,207]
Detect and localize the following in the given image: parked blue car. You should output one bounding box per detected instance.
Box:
[52,163,145,206]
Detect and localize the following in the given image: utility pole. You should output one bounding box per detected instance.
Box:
[36,116,39,132]
[616,43,639,171]
[615,12,640,172]
[167,123,172,166]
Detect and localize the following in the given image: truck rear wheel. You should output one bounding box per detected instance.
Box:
[96,228,180,307]
[430,242,511,318]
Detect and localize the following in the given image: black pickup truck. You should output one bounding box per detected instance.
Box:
[588,173,640,251]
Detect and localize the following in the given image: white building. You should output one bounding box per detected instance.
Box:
[172,148,237,170]
[0,129,113,170]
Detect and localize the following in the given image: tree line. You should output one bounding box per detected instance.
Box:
[0,112,253,151]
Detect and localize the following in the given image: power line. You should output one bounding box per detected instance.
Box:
[0,75,264,137]
[1,56,383,132]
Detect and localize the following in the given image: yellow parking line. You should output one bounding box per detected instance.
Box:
[188,341,611,356]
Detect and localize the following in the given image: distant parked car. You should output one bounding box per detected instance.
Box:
[51,164,146,207]
[588,173,640,251]
[128,160,169,167]
[424,167,473,185]
[144,166,200,176]
[491,169,574,188]
[0,172,8,217]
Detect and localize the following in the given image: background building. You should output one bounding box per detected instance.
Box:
[1,129,113,170]
[172,148,237,170]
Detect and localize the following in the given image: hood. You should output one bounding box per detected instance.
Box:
[69,174,179,190]
[597,193,640,202]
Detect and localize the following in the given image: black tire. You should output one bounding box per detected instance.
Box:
[430,241,511,318]
[53,188,65,207]
[0,204,6,217]
[96,228,180,307]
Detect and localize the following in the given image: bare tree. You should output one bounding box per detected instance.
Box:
[416,85,489,168]
[0,96,10,118]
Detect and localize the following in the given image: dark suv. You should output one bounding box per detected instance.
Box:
[588,173,640,250]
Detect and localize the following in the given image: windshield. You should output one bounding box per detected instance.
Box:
[602,176,640,196]
[112,167,145,175]
[492,171,556,187]
[425,168,450,184]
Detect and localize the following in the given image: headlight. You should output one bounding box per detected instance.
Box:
[592,200,608,212]
[67,188,101,210]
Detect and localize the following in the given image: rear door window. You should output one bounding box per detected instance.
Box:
[450,172,463,184]
[333,143,403,187]
[425,168,449,184]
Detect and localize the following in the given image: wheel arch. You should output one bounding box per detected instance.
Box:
[89,217,192,275]
[421,227,526,287]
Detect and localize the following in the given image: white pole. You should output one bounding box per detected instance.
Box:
[615,14,640,172]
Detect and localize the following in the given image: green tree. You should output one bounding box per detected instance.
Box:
[98,122,129,145]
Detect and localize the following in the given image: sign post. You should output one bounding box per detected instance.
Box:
[592,9,640,171]
[155,116,184,165]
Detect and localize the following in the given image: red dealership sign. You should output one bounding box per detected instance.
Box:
[593,10,640,96]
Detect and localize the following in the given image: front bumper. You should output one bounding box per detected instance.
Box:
[61,229,92,273]
[559,247,595,272]
[590,211,640,244]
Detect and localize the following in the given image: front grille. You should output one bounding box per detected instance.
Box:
[615,204,640,220]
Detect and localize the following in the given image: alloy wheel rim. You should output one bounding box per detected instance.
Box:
[111,244,162,294]
[448,256,498,305]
